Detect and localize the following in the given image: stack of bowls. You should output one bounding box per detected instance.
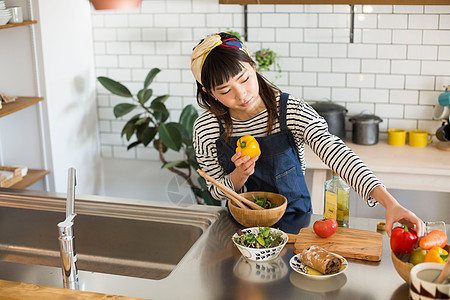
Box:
[0,1,12,25]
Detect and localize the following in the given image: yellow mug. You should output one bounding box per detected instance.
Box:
[409,130,432,147]
[387,128,407,146]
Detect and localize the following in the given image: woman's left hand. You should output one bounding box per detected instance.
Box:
[384,202,425,238]
[370,185,425,238]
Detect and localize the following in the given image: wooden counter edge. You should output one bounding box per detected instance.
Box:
[0,279,146,300]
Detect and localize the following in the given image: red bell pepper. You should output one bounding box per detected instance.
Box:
[390,224,418,254]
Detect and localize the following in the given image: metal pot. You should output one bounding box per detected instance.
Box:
[310,102,347,140]
[349,114,383,145]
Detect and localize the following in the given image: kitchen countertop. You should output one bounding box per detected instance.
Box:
[305,140,450,214]
[0,189,436,300]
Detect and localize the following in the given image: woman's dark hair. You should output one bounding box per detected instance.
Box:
[195,32,280,141]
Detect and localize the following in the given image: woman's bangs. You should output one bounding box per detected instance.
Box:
[202,48,247,91]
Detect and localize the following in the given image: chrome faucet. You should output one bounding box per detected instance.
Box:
[57,167,79,290]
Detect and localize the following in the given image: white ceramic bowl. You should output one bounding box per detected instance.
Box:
[233,256,288,283]
[0,15,11,25]
[232,227,288,262]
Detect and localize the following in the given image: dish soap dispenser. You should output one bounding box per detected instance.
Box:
[323,172,350,227]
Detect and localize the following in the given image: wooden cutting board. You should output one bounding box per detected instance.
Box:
[293,227,383,262]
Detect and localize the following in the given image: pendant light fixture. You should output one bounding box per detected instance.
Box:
[90,0,142,10]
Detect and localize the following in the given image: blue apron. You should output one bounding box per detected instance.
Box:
[215,92,312,213]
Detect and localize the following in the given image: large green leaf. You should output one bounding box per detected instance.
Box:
[154,110,170,123]
[150,99,168,112]
[138,89,153,106]
[151,101,169,122]
[135,117,150,126]
[179,105,198,134]
[127,141,141,150]
[121,123,136,141]
[144,68,161,90]
[121,114,140,140]
[171,122,189,141]
[114,103,137,118]
[140,127,157,146]
[162,160,189,169]
[135,118,151,141]
[121,123,135,141]
[152,94,170,104]
[158,123,182,151]
[198,176,208,189]
[98,77,133,98]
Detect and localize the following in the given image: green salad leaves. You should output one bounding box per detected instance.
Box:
[253,195,277,209]
[234,227,284,249]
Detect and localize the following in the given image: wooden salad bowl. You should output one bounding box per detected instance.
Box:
[392,244,450,283]
[228,191,287,227]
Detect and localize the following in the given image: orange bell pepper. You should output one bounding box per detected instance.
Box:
[236,135,261,158]
[423,246,448,264]
[419,230,447,250]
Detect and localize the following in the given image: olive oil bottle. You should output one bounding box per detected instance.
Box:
[323,172,350,227]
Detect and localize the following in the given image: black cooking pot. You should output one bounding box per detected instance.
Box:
[310,102,347,140]
[349,114,383,145]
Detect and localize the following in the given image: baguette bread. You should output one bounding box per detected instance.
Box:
[299,245,342,275]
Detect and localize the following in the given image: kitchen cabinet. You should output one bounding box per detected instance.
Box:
[0,21,50,190]
[219,0,450,5]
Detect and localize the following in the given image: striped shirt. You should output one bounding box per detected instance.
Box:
[193,93,381,207]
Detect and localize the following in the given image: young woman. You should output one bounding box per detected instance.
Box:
[191,32,424,237]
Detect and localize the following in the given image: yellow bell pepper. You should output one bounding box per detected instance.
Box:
[236,135,261,158]
[423,246,448,264]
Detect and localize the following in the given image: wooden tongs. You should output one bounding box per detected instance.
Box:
[197,169,263,210]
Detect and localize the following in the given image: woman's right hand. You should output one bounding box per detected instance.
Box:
[230,152,259,191]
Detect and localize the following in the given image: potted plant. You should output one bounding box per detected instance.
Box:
[226,30,281,80]
[255,48,281,73]
[97,68,219,206]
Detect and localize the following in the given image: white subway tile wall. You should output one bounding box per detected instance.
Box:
[93,1,450,160]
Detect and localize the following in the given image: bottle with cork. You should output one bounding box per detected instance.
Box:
[323,171,350,227]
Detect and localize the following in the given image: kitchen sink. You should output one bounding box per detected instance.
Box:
[0,189,219,281]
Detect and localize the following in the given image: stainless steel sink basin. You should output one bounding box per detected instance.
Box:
[0,189,219,281]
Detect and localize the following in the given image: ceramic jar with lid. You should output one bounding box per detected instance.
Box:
[349,114,383,145]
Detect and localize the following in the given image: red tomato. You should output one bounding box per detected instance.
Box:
[313,218,338,238]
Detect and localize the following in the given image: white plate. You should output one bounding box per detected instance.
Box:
[289,272,347,292]
[289,252,348,280]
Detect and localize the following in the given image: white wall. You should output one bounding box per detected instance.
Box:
[93,1,450,155]
[35,0,103,195]
[91,0,450,221]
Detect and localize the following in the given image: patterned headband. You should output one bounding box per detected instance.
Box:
[190,33,252,85]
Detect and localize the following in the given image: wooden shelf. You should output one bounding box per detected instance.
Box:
[219,0,450,4]
[10,169,50,189]
[0,20,37,30]
[0,97,44,118]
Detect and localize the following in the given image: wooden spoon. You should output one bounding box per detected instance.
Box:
[434,258,450,284]
[197,169,263,210]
